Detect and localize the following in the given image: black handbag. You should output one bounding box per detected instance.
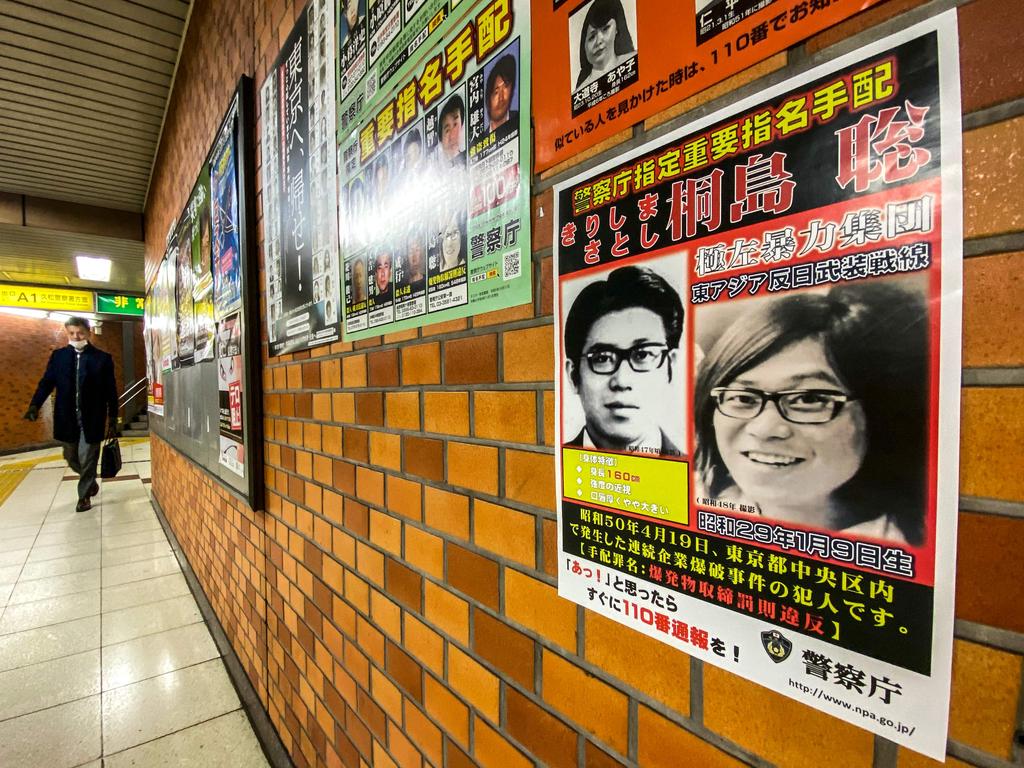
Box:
[100,438,123,479]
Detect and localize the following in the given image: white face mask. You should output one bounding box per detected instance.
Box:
[69,340,88,351]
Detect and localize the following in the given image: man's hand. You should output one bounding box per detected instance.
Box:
[23,405,38,421]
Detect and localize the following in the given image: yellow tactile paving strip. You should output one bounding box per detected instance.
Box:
[0,460,42,506]
[0,438,149,506]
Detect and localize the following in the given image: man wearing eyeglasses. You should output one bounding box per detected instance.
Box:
[563,265,684,457]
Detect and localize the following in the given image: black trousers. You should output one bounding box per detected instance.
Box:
[62,431,100,502]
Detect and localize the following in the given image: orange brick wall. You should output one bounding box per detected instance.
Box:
[0,314,136,452]
[146,1,1024,766]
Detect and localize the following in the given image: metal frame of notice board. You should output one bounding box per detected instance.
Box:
[149,76,264,510]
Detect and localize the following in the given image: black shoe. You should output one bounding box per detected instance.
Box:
[76,498,92,512]
[88,481,99,498]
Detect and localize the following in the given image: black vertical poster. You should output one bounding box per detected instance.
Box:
[260,0,340,356]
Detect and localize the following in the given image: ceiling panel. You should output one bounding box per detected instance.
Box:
[0,0,191,213]
[0,0,191,290]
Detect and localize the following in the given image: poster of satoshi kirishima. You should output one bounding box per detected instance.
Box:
[552,13,962,759]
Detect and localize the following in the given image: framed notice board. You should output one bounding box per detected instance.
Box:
[146,77,264,509]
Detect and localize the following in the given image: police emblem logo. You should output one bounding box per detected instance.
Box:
[761,630,792,663]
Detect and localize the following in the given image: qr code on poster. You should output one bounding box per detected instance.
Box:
[503,251,522,281]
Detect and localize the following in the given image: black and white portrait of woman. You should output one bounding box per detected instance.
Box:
[694,279,929,545]
[569,0,639,93]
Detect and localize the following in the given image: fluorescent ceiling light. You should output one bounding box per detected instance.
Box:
[0,307,48,319]
[76,255,111,282]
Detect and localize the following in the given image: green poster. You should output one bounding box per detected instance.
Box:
[337,0,531,339]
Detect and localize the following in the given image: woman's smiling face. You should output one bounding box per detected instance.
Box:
[712,337,868,514]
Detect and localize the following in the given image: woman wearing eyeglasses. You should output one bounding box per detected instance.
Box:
[694,281,928,545]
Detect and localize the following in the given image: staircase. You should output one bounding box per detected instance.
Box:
[123,411,149,438]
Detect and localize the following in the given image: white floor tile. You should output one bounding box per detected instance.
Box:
[0,524,41,539]
[0,549,29,567]
[27,539,101,563]
[0,649,100,722]
[102,541,173,567]
[18,553,101,581]
[0,535,37,553]
[102,660,239,754]
[7,569,100,605]
[102,622,218,689]
[102,573,191,613]
[101,506,157,523]
[0,564,22,583]
[0,616,100,673]
[0,583,13,605]
[104,710,268,768]
[101,555,179,588]
[0,590,102,636]
[102,529,169,551]
[101,519,163,537]
[0,694,101,768]
[102,595,202,646]
[33,528,102,548]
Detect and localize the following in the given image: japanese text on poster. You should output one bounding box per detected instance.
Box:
[337,0,532,339]
[552,14,962,759]
[260,0,340,356]
[532,0,885,171]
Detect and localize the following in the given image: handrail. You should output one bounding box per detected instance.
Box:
[119,377,148,407]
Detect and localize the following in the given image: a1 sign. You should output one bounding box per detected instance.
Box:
[96,293,145,316]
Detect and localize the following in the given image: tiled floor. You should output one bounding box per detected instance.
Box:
[0,442,270,768]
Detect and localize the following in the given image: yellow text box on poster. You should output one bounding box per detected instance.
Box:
[561,448,689,526]
[0,283,93,312]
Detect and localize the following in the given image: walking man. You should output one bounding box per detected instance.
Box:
[24,317,119,511]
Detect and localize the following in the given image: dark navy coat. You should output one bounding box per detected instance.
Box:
[30,344,118,444]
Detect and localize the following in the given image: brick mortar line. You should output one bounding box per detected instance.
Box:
[963,233,1024,259]
[959,495,1024,520]
[262,315,555,370]
[961,369,1024,388]
[263,427,555,459]
[963,97,1024,132]
[261,447,559,523]
[947,740,1017,768]
[265,382,556,397]
[261,492,550,600]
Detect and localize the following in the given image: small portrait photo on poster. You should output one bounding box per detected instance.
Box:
[402,124,425,176]
[568,0,639,113]
[370,148,393,218]
[561,256,686,458]
[347,255,368,306]
[430,209,467,273]
[371,248,394,305]
[693,277,930,545]
[483,42,520,143]
[435,91,467,169]
[396,228,427,292]
[340,0,366,45]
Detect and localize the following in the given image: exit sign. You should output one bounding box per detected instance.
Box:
[96,293,145,316]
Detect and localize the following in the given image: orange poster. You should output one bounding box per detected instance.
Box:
[532,0,885,172]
